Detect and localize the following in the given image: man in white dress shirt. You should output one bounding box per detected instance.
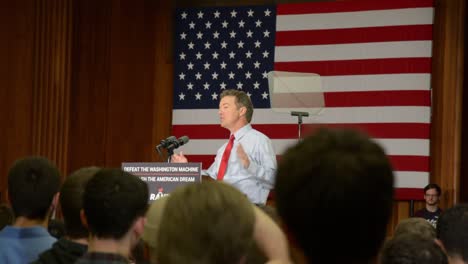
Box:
[172,89,277,204]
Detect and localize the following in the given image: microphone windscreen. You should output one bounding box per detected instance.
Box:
[179,136,189,145]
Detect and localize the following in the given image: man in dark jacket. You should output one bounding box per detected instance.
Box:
[32,167,100,264]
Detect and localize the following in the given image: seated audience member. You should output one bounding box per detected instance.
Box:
[380,233,448,264]
[0,156,61,263]
[436,204,468,264]
[155,181,290,264]
[76,168,148,264]
[275,128,394,264]
[393,217,436,240]
[32,166,100,264]
[415,183,443,228]
[0,204,14,230]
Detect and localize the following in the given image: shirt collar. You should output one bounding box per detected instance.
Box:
[233,123,252,141]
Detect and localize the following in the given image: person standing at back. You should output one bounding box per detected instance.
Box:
[415,183,443,228]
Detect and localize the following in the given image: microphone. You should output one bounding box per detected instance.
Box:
[166,136,189,150]
[156,136,177,150]
[291,111,309,117]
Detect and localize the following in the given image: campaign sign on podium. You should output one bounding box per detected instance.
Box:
[122,162,201,202]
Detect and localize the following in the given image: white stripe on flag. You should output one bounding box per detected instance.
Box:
[320,74,431,92]
[276,8,434,31]
[275,41,432,62]
[394,171,429,188]
[173,107,431,125]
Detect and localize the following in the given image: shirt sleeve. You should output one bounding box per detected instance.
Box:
[246,136,277,189]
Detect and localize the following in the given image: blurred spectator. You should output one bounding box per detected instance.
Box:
[0,156,61,263]
[381,233,447,264]
[437,204,468,264]
[32,166,100,264]
[394,217,436,240]
[75,168,148,264]
[275,128,394,264]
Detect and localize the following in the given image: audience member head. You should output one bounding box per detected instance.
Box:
[142,196,168,263]
[156,181,255,264]
[82,168,148,241]
[394,218,436,240]
[437,204,468,263]
[425,183,442,196]
[381,233,448,264]
[8,156,61,221]
[0,204,14,230]
[60,166,100,239]
[424,183,442,207]
[275,128,394,263]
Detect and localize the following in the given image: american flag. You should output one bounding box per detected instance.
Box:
[172,0,434,200]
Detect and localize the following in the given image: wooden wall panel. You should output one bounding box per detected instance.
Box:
[0,0,73,199]
[67,0,113,172]
[151,0,176,162]
[104,0,158,166]
[0,1,36,200]
[31,0,73,173]
[68,0,172,171]
[461,3,468,203]
[430,0,465,208]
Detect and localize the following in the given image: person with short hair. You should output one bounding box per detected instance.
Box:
[381,233,448,264]
[32,166,100,264]
[393,217,436,240]
[0,156,61,263]
[157,181,255,264]
[172,89,277,204]
[415,183,443,228]
[75,168,148,264]
[275,128,394,264]
[436,204,468,264]
[156,181,290,264]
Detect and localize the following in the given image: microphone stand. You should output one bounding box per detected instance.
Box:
[166,146,175,163]
[291,111,309,140]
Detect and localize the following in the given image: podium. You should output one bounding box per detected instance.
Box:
[122,162,201,202]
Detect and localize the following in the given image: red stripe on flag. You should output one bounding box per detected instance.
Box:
[274,58,432,76]
[173,123,430,140]
[324,90,431,107]
[277,0,433,15]
[394,188,425,201]
[388,155,429,172]
[276,25,433,46]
